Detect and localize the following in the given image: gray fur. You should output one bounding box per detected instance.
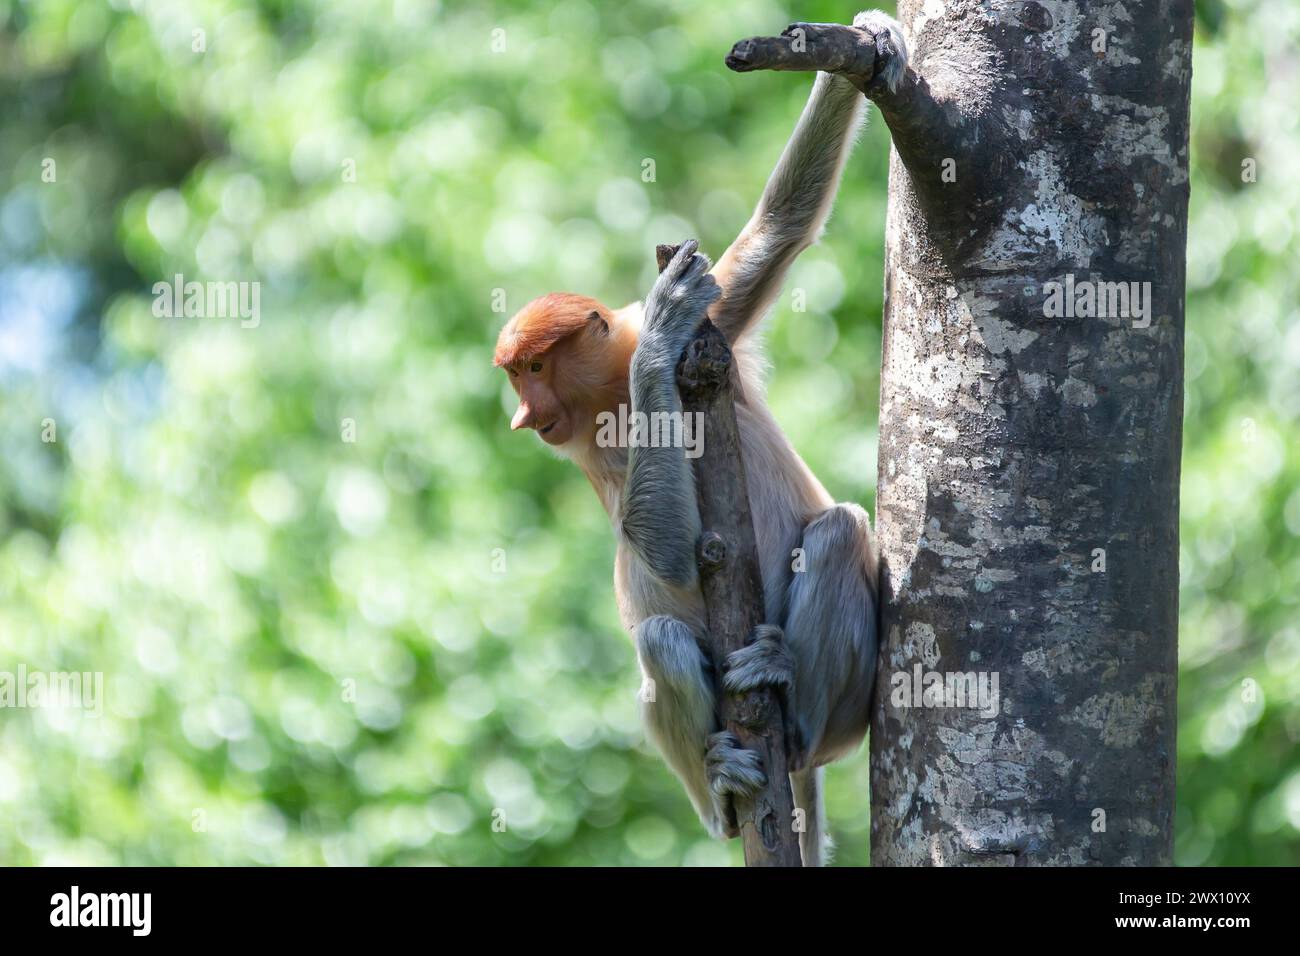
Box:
[611,13,902,865]
[709,72,865,343]
[782,504,878,768]
[709,9,911,345]
[706,730,767,798]
[722,623,795,697]
[634,615,726,836]
[853,9,909,94]
[620,242,719,587]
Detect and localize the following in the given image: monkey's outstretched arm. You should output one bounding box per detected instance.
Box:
[709,12,908,344]
[620,242,720,586]
[708,71,864,344]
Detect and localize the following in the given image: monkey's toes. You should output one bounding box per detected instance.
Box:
[722,624,795,695]
[705,731,766,798]
[666,239,699,278]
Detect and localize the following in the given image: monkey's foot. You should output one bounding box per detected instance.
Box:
[722,624,794,695]
[722,625,807,770]
[705,731,766,799]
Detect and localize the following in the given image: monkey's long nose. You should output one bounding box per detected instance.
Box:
[511,403,534,431]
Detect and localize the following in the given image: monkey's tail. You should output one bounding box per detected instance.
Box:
[792,766,830,866]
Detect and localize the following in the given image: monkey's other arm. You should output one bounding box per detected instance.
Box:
[619,241,719,586]
[709,10,908,343]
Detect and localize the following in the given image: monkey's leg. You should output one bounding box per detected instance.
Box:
[775,504,877,866]
[634,615,735,838]
[782,502,878,770]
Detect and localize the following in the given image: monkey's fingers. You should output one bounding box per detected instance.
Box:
[665,238,700,280]
[681,248,715,284]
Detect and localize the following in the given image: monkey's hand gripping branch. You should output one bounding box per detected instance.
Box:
[656,243,804,868]
[726,12,1007,261]
[726,13,906,95]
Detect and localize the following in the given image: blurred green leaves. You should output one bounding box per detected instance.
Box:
[0,0,1296,865]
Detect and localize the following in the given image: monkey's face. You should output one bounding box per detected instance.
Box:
[496,294,625,451]
[506,354,574,447]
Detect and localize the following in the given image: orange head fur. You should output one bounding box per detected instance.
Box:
[494,293,636,450]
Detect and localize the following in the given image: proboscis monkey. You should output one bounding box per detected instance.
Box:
[494,11,907,865]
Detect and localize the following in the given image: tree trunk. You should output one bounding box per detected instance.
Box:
[867,0,1191,865]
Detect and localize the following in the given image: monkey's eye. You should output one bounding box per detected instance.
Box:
[529,361,543,373]
[507,367,518,378]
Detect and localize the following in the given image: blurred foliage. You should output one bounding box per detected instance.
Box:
[0,0,1295,866]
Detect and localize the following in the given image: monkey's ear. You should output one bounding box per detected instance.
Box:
[588,311,609,335]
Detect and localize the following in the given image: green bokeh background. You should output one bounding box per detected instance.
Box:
[0,0,1295,866]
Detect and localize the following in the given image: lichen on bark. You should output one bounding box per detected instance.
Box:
[868,0,1190,866]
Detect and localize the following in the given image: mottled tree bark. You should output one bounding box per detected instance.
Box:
[865,1,1190,865]
[725,2,1190,865]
